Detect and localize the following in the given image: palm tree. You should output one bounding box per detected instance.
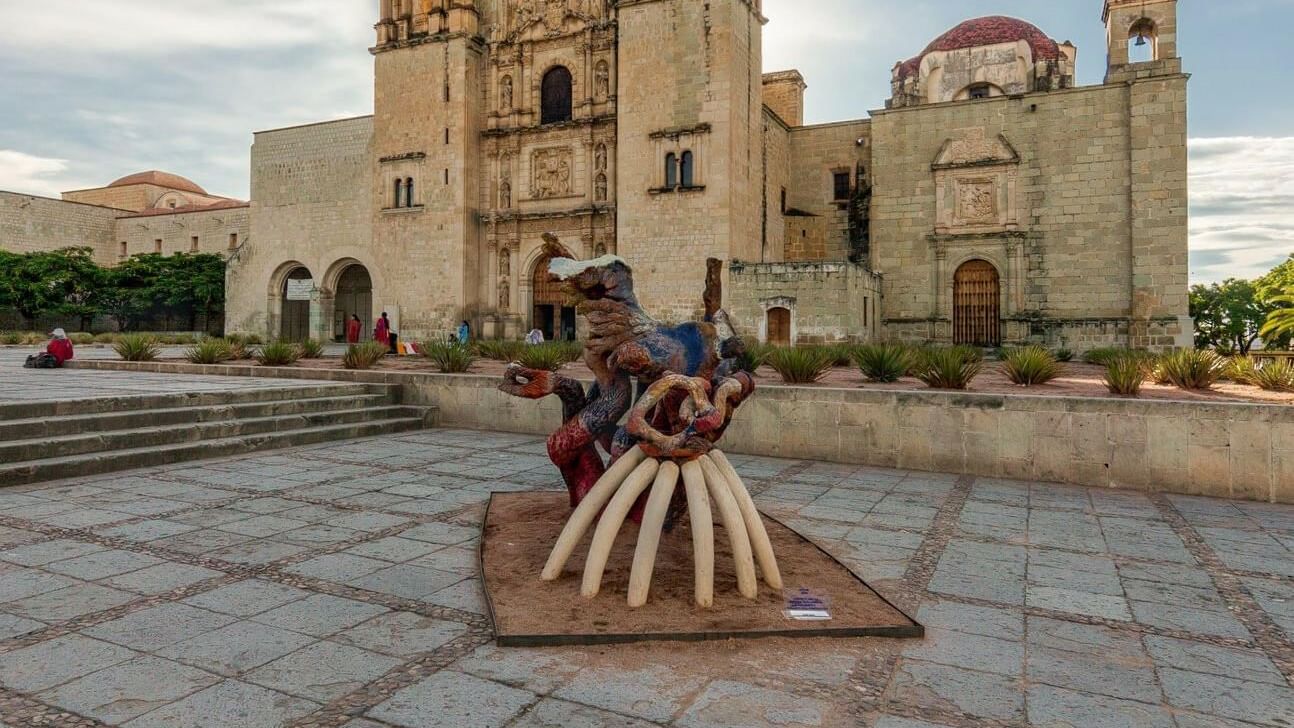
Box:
[1261,289,1294,343]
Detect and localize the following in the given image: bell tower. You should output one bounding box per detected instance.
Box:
[1104,0,1180,81]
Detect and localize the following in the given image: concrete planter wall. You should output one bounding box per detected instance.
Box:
[67,361,1294,503]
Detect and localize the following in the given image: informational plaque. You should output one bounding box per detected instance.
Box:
[784,588,831,621]
[285,279,313,301]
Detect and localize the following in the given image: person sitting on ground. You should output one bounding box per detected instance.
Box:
[525,327,545,345]
[24,328,74,369]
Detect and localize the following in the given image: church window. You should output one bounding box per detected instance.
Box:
[228,233,238,249]
[680,151,695,188]
[191,235,199,253]
[665,153,678,188]
[833,172,851,201]
[404,177,415,207]
[967,84,992,100]
[119,241,127,258]
[154,239,163,254]
[541,66,573,124]
[393,178,403,208]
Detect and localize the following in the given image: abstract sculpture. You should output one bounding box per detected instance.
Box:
[500,234,782,608]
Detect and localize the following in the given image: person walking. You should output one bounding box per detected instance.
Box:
[346,314,362,344]
[374,312,391,348]
[457,320,471,346]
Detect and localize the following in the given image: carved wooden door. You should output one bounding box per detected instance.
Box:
[953,260,1001,346]
[767,307,791,347]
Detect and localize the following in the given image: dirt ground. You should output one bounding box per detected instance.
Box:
[189,354,1294,405]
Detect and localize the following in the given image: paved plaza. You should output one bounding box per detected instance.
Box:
[0,366,1292,727]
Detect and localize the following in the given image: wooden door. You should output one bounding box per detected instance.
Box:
[953,260,1001,346]
[767,307,791,346]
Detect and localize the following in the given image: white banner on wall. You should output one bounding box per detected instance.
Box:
[285,279,314,301]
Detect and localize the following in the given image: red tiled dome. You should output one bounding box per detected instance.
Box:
[108,170,208,195]
[896,16,1062,80]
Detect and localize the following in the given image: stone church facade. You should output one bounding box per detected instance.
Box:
[3,0,1188,350]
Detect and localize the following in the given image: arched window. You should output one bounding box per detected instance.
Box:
[680,151,695,187]
[1128,18,1157,63]
[541,66,573,124]
[393,178,403,209]
[665,153,678,188]
[404,177,415,207]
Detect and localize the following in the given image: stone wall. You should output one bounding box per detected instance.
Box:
[785,120,871,262]
[0,192,120,265]
[728,260,881,344]
[226,116,375,339]
[65,359,1294,505]
[114,207,249,261]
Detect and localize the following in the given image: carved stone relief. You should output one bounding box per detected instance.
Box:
[956,179,996,223]
[500,75,513,110]
[594,61,609,99]
[532,147,573,199]
[932,130,1021,235]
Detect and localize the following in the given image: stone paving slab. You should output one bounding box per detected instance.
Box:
[0,427,1288,727]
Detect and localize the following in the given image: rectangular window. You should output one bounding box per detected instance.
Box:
[190,235,199,253]
[444,128,450,144]
[833,172,851,201]
[154,239,163,254]
[228,233,238,249]
[119,241,127,257]
[780,188,787,214]
[444,168,449,185]
[863,297,868,325]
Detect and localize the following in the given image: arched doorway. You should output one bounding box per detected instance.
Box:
[333,265,373,342]
[767,307,791,346]
[953,260,1001,346]
[533,257,576,342]
[281,267,313,342]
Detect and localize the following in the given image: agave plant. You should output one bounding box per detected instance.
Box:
[1102,354,1147,396]
[254,340,302,367]
[1253,359,1294,392]
[1224,356,1259,385]
[518,342,571,372]
[184,338,234,364]
[342,342,388,370]
[852,343,914,383]
[913,347,983,390]
[475,340,526,362]
[765,346,835,384]
[296,338,326,359]
[734,339,772,374]
[1156,349,1226,390]
[1054,348,1075,363]
[820,344,857,367]
[113,333,161,362]
[1001,346,1063,386]
[423,342,477,373]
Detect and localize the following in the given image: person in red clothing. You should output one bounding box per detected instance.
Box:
[346,314,362,344]
[25,328,74,369]
[373,312,391,348]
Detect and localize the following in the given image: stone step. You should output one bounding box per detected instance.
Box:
[0,393,394,442]
[0,383,377,421]
[0,406,428,463]
[0,416,431,488]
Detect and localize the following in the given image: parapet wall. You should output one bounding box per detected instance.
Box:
[65,361,1294,504]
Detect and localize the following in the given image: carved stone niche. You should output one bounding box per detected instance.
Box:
[530,146,575,200]
[932,131,1021,235]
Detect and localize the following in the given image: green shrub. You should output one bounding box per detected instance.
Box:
[297,339,325,359]
[20,332,44,345]
[1083,347,1124,366]
[1223,356,1259,385]
[819,344,856,367]
[1103,354,1147,396]
[734,339,772,373]
[0,332,19,345]
[245,334,264,345]
[113,334,161,362]
[853,344,914,383]
[913,347,983,390]
[93,332,118,344]
[518,342,571,372]
[553,340,584,363]
[254,340,301,367]
[184,338,234,364]
[1253,360,1294,392]
[765,346,835,384]
[1001,346,1063,386]
[342,342,387,370]
[1054,348,1074,363]
[423,342,476,373]
[160,333,197,345]
[475,340,526,362]
[222,337,250,360]
[1157,349,1226,390]
[69,332,95,345]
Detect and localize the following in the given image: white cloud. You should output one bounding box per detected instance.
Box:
[1189,137,1294,283]
[0,150,86,197]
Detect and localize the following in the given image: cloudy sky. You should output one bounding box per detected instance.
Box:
[1,0,1290,283]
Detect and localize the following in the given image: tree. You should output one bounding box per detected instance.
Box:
[0,248,99,329]
[1189,279,1270,354]
[1255,255,1294,350]
[1261,289,1294,343]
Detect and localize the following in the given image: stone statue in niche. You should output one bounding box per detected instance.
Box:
[594,61,609,99]
[533,147,573,199]
[499,280,510,310]
[500,76,513,110]
[594,242,607,256]
[595,143,607,171]
[500,181,512,209]
[500,251,511,277]
[595,173,607,202]
[956,179,996,223]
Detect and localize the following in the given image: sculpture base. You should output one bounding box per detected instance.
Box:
[481,492,924,647]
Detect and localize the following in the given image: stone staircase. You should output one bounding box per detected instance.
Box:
[0,383,435,487]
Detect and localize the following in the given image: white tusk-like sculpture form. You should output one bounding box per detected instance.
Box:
[580,458,661,598]
[709,449,782,590]
[680,460,715,608]
[542,446,647,581]
[628,461,680,607]
[699,455,758,600]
